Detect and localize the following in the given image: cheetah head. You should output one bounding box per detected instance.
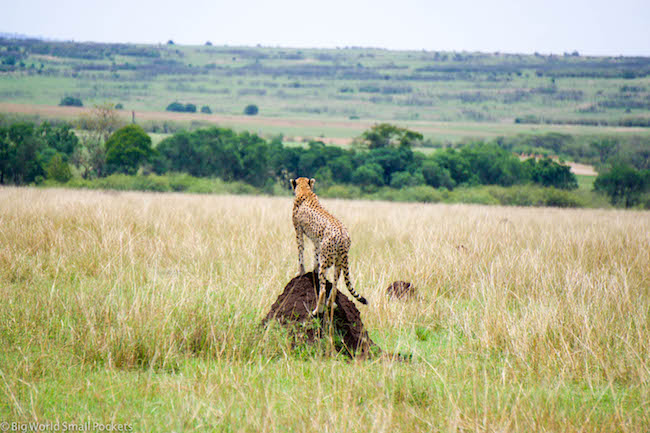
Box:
[290,177,316,195]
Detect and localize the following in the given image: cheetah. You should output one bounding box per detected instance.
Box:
[290,177,368,316]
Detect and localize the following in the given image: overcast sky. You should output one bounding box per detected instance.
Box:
[2,0,649,56]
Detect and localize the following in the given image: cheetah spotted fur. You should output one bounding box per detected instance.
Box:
[291,177,368,315]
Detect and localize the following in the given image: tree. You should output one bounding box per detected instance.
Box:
[352,163,384,188]
[525,158,578,190]
[390,171,423,188]
[422,159,455,189]
[594,163,647,207]
[46,153,72,182]
[358,123,423,149]
[201,105,212,114]
[59,96,83,107]
[244,104,259,115]
[105,124,154,175]
[75,103,123,178]
[166,102,187,112]
[591,139,618,165]
[0,126,15,184]
[7,122,45,184]
[38,121,79,158]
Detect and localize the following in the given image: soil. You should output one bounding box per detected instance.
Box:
[263,272,377,357]
[386,281,417,299]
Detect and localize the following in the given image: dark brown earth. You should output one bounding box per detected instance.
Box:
[386,281,417,299]
[263,272,377,357]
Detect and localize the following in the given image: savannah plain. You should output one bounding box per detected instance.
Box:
[1,186,648,432]
[1,39,650,431]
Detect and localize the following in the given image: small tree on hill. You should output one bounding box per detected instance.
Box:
[59,96,83,107]
[358,123,423,149]
[244,104,259,115]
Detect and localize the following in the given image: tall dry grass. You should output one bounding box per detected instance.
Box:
[1,186,648,431]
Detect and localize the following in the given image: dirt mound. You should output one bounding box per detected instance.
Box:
[386,281,417,299]
[263,272,377,357]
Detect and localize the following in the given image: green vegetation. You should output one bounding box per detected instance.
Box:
[4,112,648,208]
[105,124,154,175]
[594,163,650,207]
[58,96,83,107]
[1,38,648,129]
[166,101,197,113]
[244,104,259,115]
[0,119,78,184]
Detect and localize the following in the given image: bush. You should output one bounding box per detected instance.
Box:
[389,171,424,189]
[59,96,83,107]
[166,102,186,112]
[244,104,259,115]
[201,105,212,114]
[397,185,443,203]
[45,154,72,183]
[166,102,197,113]
[352,163,384,188]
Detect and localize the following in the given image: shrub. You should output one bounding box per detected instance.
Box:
[166,102,186,112]
[59,96,83,107]
[166,102,197,113]
[352,163,384,188]
[201,105,212,114]
[389,171,423,189]
[244,104,259,115]
[398,185,443,203]
[45,154,72,183]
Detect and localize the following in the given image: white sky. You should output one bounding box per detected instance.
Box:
[2,0,649,56]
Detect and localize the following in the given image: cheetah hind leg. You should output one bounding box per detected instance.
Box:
[326,265,340,311]
[312,262,329,316]
[312,245,321,274]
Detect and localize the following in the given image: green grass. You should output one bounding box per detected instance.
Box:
[576,174,597,191]
[1,187,648,431]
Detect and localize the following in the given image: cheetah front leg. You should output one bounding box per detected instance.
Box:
[295,226,306,276]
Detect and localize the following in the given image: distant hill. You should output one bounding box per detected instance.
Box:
[0,37,648,140]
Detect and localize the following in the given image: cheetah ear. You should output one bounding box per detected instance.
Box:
[290,179,296,190]
[309,178,316,190]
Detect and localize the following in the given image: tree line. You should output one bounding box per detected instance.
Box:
[150,123,580,191]
[2,115,648,207]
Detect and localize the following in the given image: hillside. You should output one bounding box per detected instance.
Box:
[1,38,649,131]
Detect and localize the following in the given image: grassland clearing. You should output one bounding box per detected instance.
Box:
[1,186,648,431]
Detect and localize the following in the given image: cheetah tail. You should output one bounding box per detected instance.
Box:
[343,265,368,305]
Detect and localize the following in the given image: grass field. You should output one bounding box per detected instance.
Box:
[1,102,649,147]
[1,41,649,140]
[1,186,648,432]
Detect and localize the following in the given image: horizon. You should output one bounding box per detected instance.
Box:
[1,31,647,59]
[2,0,649,57]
